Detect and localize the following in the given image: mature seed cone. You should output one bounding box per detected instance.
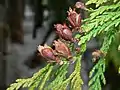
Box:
[75,2,86,10]
[38,44,56,60]
[54,24,74,42]
[53,40,72,59]
[67,8,81,30]
[38,44,63,65]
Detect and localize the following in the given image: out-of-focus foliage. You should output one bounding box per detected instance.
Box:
[81,0,120,89]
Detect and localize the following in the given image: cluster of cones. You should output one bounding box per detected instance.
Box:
[37,2,86,65]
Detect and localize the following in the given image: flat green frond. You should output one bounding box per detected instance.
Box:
[7,54,84,90]
[86,0,119,7]
[79,10,120,45]
[89,27,117,90]
[90,4,120,19]
[50,55,83,90]
[7,64,52,90]
[89,59,106,90]
[70,56,83,90]
[38,65,53,90]
[45,64,69,90]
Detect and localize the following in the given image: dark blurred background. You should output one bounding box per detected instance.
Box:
[0,0,81,89]
[0,0,120,90]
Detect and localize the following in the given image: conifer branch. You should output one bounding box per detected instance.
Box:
[38,65,53,90]
[7,0,120,90]
[7,64,52,90]
[89,27,117,90]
